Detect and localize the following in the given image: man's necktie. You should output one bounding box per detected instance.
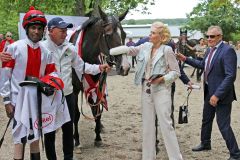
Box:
[204,47,216,82]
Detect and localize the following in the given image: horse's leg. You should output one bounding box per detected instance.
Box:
[94,114,103,147]
[72,69,82,147]
[90,102,103,146]
[73,92,81,147]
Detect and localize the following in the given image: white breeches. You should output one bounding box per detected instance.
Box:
[141,83,183,160]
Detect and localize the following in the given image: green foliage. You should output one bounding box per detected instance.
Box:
[186,0,240,41]
[231,32,240,42]
[0,0,155,40]
[0,0,76,40]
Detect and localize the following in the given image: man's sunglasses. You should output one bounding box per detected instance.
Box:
[6,35,12,37]
[205,35,220,39]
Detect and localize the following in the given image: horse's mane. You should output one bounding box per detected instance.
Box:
[81,17,101,30]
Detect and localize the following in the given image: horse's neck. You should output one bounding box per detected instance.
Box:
[82,30,101,64]
[71,30,81,45]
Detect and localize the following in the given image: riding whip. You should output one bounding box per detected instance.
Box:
[0,118,12,149]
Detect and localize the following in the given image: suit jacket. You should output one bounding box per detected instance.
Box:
[185,42,237,104]
[179,62,190,84]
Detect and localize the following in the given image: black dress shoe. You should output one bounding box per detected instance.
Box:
[192,143,211,151]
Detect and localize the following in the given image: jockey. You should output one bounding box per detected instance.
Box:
[0,6,66,160]
[0,31,15,52]
[41,17,111,160]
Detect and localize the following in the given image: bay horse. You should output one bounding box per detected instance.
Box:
[69,7,129,147]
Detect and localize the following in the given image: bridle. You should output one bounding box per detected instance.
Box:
[78,16,124,120]
[81,16,126,120]
[101,15,125,66]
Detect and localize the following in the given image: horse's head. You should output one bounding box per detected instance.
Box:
[177,36,199,57]
[98,7,130,76]
[72,7,130,75]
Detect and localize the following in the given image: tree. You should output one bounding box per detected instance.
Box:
[185,0,240,41]
[0,0,155,40]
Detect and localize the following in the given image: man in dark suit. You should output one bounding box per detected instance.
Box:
[177,25,240,160]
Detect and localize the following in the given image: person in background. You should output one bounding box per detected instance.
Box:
[177,25,240,160]
[110,21,183,160]
[228,41,235,49]
[186,38,207,82]
[42,17,110,160]
[126,37,136,68]
[135,36,149,46]
[0,32,14,52]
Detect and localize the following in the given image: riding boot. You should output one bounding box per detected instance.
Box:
[21,137,27,160]
[30,152,40,160]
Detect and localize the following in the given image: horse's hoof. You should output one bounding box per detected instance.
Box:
[74,147,82,154]
[75,143,82,149]
[74,140,80,147]
[94,140,103,147]
[156,146,160,155]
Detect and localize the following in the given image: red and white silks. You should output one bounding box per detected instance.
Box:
[0,38,55,105]
[12,86,70,144]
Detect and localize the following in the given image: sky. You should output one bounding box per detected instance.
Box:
[125,0,201,20]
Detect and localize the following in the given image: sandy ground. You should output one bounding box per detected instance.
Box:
[0,67,240,160]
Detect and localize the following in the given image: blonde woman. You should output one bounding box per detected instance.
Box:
[110,22,183,160]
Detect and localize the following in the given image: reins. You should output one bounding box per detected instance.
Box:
[72,16,120,120]
[80,71,108,120]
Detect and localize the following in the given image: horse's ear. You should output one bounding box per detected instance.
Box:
[85,11,93,17]
[98,6,108,22]
[119,8,129,22]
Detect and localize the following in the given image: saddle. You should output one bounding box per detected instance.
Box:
[19,75,64,151]
[20,75,64,96]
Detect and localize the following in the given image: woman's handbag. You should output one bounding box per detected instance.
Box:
[178,90,192,124]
